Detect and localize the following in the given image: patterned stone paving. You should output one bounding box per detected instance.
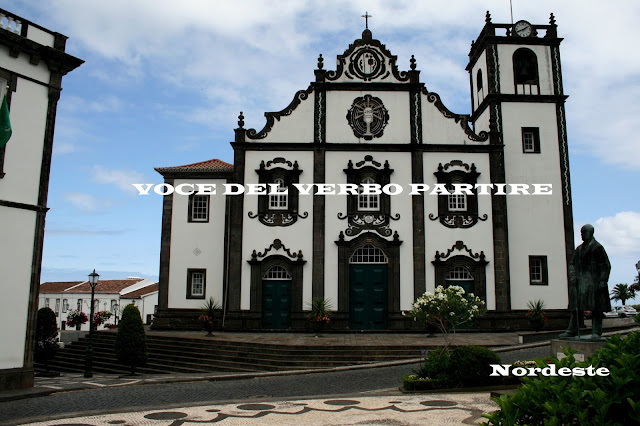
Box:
[24,394,497,425]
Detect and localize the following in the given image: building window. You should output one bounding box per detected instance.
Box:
[54,299,60,316]
[77,299,83,310]
[529,256,548,285]
[45,298,50,308]
[476,69,484,105]
[358,177,380,211]
[432,161,484,228]
[522,127,540,153]
[263,265,292,280]
[110,299,118,313]
[268,178,288,210]
[62,299,69,313]
[188,194,210,222]
[513,48,539,95]
[187,269,206,299]
[349,244,388,264]
[446,266,474,281]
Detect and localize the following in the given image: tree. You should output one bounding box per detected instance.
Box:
[34,307,59,374]
[114,304,147,375]
[610,283,634,306]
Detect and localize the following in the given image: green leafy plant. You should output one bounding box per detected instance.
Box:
[525,299,547,331]
[306,298,334,334]
[114,304,147,375]
[34,307,59,374]
[483,331,640,425]
[199,297,221,335]
[404,285,485,348]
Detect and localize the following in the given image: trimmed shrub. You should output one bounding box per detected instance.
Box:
[34,307,59,372]
[404,345,503,390]
[483,331,640,424]
[114,304,147,375]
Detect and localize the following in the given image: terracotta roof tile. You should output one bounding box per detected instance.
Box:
[39,281,83,292]
[121,283,159,299]
[155,158,233,173]
[65,278,145,294]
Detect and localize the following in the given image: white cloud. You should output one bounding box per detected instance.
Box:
[53,143,78,155]
[62,192,108,213]
[92,165,144,193]
[588,212,640,259]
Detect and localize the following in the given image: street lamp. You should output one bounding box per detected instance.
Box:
[84,269,99,378]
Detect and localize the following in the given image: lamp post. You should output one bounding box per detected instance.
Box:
[84,269,99,378]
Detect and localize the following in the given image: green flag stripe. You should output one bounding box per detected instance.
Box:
[0,95,11,148]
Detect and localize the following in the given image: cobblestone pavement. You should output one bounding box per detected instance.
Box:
[0,346,550,425]
[23,393,498,425]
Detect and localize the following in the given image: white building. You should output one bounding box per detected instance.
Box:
[153,13,573,331]
[38,278,159,330]
[0,9,82,390]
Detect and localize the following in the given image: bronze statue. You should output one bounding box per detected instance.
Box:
[560,224,611,340]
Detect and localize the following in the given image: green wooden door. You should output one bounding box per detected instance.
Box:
[262,280,291,329]
[349,264,388,330]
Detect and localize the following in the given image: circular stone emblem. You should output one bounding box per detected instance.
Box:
[346,95,389,140]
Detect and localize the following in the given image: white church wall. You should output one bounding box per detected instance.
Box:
[501,103,568,309]
[253,90,315,143]
[420,93,489,145]
[240,150,315,310]
[422,152,496,310]
[1,78,49,206]
[324,151,415,311]
[0,45,51,83]
[0,207,35,369]
[473,107,491,135]
[167,178,227,309]
[497,44,554,96]
[25,26,55,48]
[325,91,410,144]
[471,49,488,111]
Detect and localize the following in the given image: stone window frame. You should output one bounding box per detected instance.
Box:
[188,193,210,223]
[251,158,305,227]
[186,268,206,299]
[248,254,306,316]
[529,255,548,286]
[522,127,541,154]
[432,241,489,302]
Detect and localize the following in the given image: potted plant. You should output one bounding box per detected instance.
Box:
[65,309,88,329]
[306,298,333,336]
[526,299,547,331]
[199,297,221,336]
[93,310,112,327]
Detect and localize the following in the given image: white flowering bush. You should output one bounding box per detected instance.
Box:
[404,285,485,348]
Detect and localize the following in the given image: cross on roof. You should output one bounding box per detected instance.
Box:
[361,11,372,29]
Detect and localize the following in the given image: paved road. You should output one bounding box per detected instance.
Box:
[0,345,549,424]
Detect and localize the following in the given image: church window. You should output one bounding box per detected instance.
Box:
[447,175,467,212]
[529,256,548,285]
[358,177,380,211]
[349,244,388,264]
[269,178,288,210]
[476,69,484,105]
[188,194,210,222]
[62,299,69,313]
[513,48,539,95]
[263,265,292,280]
[432,161,484,229]
[446,266,474,280]
[522,127,540,153]
[187,269,206,298]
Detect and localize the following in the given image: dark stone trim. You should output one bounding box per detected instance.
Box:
[0,199,48,212]
[0,66,55,89]
[0,8,61,39]
[471,93,568,123]
[312,147,325,299]
[311,82,425,92]
[421,89,488,142]
[409,89,422,144]
[226,146,246,311]
[0,26,84,75]
[231,141,498,153]
[248,254,306,325]
[314,85,325,143]
[550,45,564,96]
[411,151,425,298]
[157,177,174,310]
[246,86,313,140]
[556,102,575,293]
[467,34,562,71]
[335,232,402,316]
[487,102,511,311]
[0,367,34,391]
[250,159,305,226]
[186,268,206,299]
[432,254,488,303]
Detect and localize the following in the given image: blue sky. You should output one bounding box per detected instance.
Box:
[7,1,640,301]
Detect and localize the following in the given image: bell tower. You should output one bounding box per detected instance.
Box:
[466,12,574,311]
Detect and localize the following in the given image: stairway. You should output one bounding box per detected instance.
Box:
[35,331,427,375]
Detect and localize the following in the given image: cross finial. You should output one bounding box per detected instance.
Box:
[362,11,372,29]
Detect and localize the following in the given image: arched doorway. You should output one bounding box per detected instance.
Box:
[261,265,292,329]
[445,265,475,295]
[348,244,388,330]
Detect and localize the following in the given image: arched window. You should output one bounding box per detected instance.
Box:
[269,178,288,210]
[446,266,474,281]
[513,48,539,95]
[358,177,379,211]
[476,69,484,105]
[263,265,292,280]
[349,244,388,264]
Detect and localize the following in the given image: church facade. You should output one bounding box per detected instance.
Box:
[153,13,574,331]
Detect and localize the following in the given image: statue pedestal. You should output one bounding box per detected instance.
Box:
[551,339,607,362]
